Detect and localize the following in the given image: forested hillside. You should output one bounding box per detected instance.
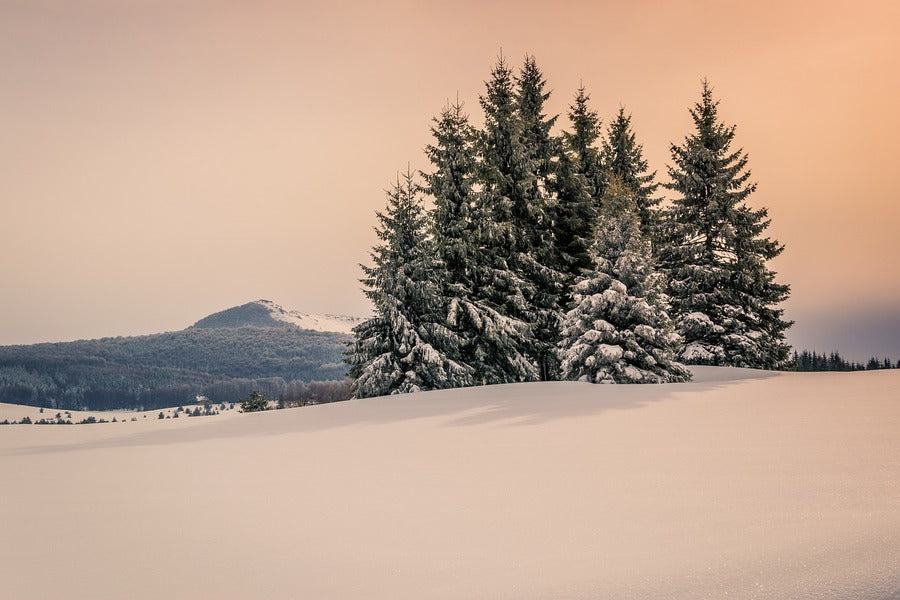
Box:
[0,323,349,410]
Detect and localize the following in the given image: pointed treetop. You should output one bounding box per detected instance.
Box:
[516,55,557,127]
[481,55,516,118]
[689,79,727,139]
[567,84,600,148]
[602,106,658,235]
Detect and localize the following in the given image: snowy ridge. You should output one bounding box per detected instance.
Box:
[255,299,364,334]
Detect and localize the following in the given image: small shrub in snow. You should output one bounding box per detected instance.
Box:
[240,391,269,413]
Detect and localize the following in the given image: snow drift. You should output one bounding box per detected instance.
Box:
[1,367,897,599]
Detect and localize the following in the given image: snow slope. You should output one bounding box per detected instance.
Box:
[1,367,898,599]
[256,299,364,334]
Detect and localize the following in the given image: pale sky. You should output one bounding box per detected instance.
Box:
[2,0,898,360]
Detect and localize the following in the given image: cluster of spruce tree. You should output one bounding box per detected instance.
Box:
[792,350,897,372]
[347,56,792,398]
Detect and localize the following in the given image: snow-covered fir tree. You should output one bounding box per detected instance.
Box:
[509,55,565,380]
[474,56,550,382]
[549,145,595,310]
[516,55,558,181]
[602,107,659,239]
[553,85,605,307]
[347,170,472,398]
[354,59,796,390]
[558,178,691,384]
[422,100,535,385]
[658,82,792,369]
[564,85,606,206]
[423,100,477,290]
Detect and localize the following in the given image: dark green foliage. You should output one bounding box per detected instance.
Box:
[602,108,659,238]
[658,81,792,369]
[514,56,565,381]
[423,99,533,385]
[32,416,73,425]
[0,325,350,410]
[347,170,471,398]
[476,55,562,381]
[516,55,558,180]
[558,179,690,384]
[554,85,605,309]
[240,390,269,412]
[191,302,282,329]
[552,125,598,308]
[792,350,897,371]
[425,100,478,284]
[349,58,802,390]
[461,59,540,384]
[478,56,539,264]
[563,86,606,204]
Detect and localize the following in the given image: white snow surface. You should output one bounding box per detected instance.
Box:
[257,298,364,334]
[1,367,898,599]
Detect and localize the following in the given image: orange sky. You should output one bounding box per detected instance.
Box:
[1,0,898,358]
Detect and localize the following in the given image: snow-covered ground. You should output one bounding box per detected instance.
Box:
[0,402,241,425]
[1,367,897,599]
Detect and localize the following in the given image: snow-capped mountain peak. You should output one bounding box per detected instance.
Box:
[191,300,364,334]
[253,299,364,334]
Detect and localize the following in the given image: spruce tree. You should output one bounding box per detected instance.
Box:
[474,56,549,381]
[602,107,659,238]
[476,56,534,319]
[549,145,595,309]
[516,55,558,181]
[347,170,471,398]
[554,85,605,309]
[559,178,690,384]
[424,100,477,287]
[423,100,534,385]
[510,56,563,381]
[659,82,792,369]
[564,85,606,206]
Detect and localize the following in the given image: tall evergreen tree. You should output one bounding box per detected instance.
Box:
[564,85,606,205]
[423,100,535,385]
[659,82,792,369]
[424,100,477,286]
[602,107,659,238]
[549,144,595,310]
[477,56,534,317]
[516,55,558,180]
[347,170,471,398]
[554,85,606,309]
[513,55,565,380]
[476,56,562,381]
[559,178,690,384]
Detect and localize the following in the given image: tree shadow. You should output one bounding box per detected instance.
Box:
[5,368,780,456]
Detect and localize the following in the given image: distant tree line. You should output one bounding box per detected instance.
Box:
[0,325,350,410]
[277,380,350,408]
[792,350,898,372]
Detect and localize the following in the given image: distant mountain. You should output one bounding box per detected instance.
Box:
[193,299,364,334]
[0,301,364,411]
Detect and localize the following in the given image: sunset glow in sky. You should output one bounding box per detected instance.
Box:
[2,0,898,359]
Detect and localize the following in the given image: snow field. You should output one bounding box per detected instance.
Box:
[0,367,897,599]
